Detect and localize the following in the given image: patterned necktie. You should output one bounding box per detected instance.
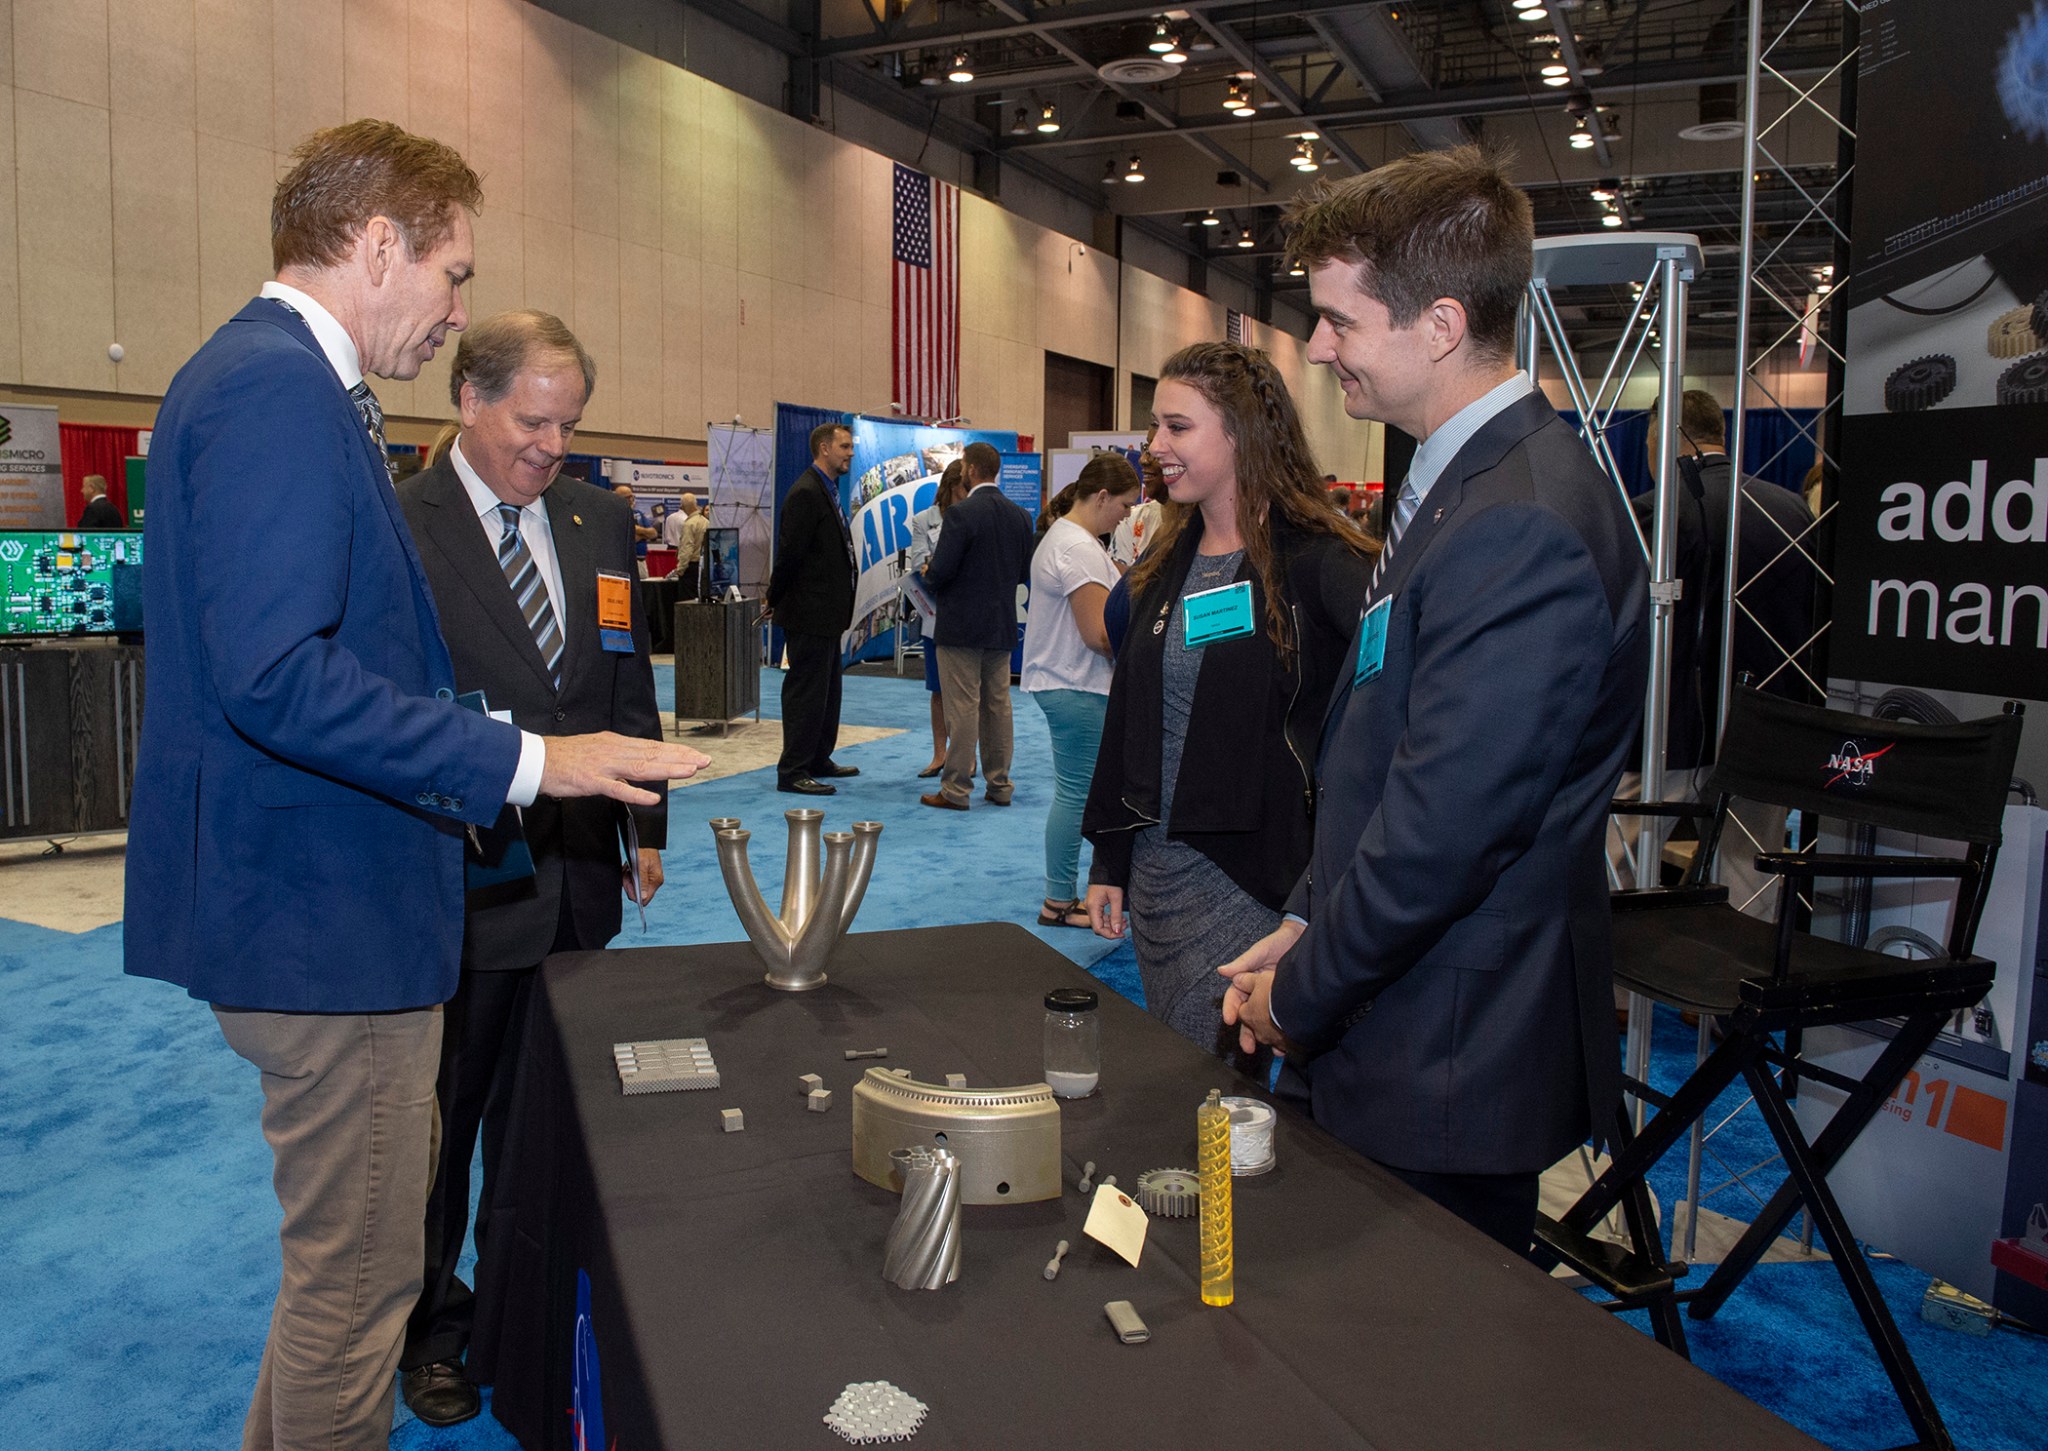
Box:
[348,380,390,477]
[496,503,564,687]
[1367,478,1422,600]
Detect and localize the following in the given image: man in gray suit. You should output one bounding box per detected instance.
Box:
[393,311,701,1424]
[921,441,1033,811]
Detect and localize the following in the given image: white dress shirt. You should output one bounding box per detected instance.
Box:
[256,282,545,806]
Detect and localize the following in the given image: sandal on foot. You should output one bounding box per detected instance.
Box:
[1038,899,1091,930]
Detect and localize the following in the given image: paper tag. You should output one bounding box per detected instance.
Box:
[1181,579,1254,648]
[1082,1183,1149,1268]
[597,571,634,631]
[1353,596,1391,687]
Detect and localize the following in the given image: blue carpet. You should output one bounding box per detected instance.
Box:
[2,665,2043,1449]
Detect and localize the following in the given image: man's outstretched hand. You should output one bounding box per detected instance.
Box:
[540,733,710,806]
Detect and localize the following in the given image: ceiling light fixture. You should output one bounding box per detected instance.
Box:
[1543,72,1570,88]
[1222,80,1246,112]
[1161,37,1189,64]
[1292,140,1319,171]
[947,50,974,83]
[1037,104,1060,133]
[1237,226,1255,249]
[1201,209,1221,227]
[1149,20,1174,53]
[1569,121,1594,150]
[1590,186,1616,202]
[1601,212,1624,228]
[1124,154,1146,183]
[1010,108,1032,136]
[1517,5,1549,20]
[1102,160,1119,184]
[1288,263,1305,277]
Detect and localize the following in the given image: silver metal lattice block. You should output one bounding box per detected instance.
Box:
[808,1088,833,1112]
[720,1108,745,1132]
[613,1038,720,1095]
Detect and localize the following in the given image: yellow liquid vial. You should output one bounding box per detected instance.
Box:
[1198,1088,1234,1306]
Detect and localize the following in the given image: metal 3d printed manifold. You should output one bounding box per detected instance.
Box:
[880,1147,962,1290]
[710,810,881,992]
[851,1067,1062,1204]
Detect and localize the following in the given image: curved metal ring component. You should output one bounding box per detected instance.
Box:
[852,1068,1063,1204]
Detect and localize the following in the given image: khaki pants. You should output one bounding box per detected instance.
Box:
[216,1005,442,1451]
[937,645,1014,806]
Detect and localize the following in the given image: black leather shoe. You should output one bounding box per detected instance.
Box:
[402,1360,480,1427]
[815,763,861,778]
[779,776,837,795]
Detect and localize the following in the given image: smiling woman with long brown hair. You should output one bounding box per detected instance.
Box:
[1082,340,1372,1068]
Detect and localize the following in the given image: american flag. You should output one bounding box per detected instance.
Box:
[892,163,959,421]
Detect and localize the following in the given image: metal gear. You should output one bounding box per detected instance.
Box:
[1991,305,2042,359]
[1134,1167,1201,1218]
[1997,352,2048,406]
[1883,354,1957,413]
[2032,288,2048,344]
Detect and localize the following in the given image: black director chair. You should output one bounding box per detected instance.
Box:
[1536,686,2023,1451]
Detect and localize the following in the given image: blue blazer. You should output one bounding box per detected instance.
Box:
[1272,393,1649,1176]
[124,298,522,1013]
[925,484,1032,651]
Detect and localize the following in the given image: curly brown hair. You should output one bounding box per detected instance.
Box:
[1128,341,1371,653]
[272,120,482,274]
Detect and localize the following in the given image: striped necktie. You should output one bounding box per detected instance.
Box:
[1367,478,1422,599]
[347,380,389,475]
[496,503,564,688]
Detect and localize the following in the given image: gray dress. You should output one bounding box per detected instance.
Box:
[1128,547,1281,1061]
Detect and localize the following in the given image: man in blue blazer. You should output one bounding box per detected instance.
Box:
[921,441,1033,810]
[125,121,706,1450]
[1221,148,1649,1253]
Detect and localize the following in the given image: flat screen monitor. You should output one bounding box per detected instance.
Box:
[0,531,144,638]
[704,526,740,596]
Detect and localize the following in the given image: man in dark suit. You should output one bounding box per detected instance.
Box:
[1221,147,1649,1252]
[921,441,1033,811]
[124,121,707,1451]
[391,311,675,1425]
[766,422,859,795]
[76,473,125,528]
[1616,389,1816,916]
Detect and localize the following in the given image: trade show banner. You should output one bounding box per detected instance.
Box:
[1830,0,2048,699]
[603,458,711,530]
[842,416,1017,663]
[0,403,62,528]
[707,424,773,597]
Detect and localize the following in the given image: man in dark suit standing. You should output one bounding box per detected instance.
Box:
[766,422,859,795]
[921,441,1033,811]
[124,121,708,1451]
[76,474,125,528]
[391,311,679,1426]
[1221,148,1649,1252]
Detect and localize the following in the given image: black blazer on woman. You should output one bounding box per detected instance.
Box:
[1083,511,1368,910]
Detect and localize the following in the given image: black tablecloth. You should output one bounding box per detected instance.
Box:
[470,924,1820,1451]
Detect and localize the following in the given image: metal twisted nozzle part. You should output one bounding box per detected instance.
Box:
[710,811,884,991]
[882,1146,962,1290]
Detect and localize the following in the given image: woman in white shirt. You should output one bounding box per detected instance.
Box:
[1022,454,1142,927]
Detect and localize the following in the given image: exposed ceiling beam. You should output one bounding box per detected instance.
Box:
[1183,12,1371,175]
[814,0,1373,61]
[979,0,1269,191]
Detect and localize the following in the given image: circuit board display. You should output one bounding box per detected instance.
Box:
[0,531,143,637]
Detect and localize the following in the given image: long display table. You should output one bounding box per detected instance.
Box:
[469,924,1821,1450]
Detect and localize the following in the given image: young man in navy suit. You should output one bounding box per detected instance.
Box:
[125,122,708,1450]
[921,441,1034,810]
[1220,148,1649,1253]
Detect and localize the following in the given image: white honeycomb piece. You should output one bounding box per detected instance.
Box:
[822,1380,928,1444]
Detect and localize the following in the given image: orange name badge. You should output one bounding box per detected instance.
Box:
[597,570,635,653]
[597,571,634,631]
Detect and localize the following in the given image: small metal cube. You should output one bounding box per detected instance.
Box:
[807,1088,832,1112]
[720,1108,744,1133]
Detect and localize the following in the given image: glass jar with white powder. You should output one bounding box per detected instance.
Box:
[1042,987,1100,1098]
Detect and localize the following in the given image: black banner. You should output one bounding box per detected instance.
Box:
[1831,404,2048,698]
[1833,0,2048,699]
